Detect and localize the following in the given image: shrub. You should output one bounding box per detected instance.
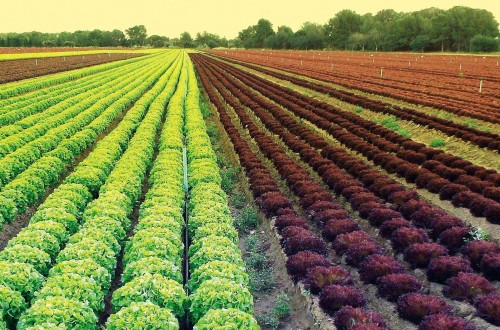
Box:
[189,278,253,323]
[359,255,405,283]
[189,243,244,272]
[399,199,427,218]
[418,314,475,330]
[378,274,423,302]
[427,256,473,283]
[333,231,373,255]
[396,293,451,323]
[345,241,384,266]
[404,243,448,268]
[390,227,429,252]
[27,221,68,246]
[194,308,259,329]
[304,266,353,294]
[475,293,500,326]
[286,251,331,282]
[379,218,412,238]
[314,209,349,224]
[17,296,97,330]
[322,219,360,241]
[439,184,469,200]
[319,285,366,315]
[106,302,179,330]
[461,240,500,268]
[334,306,386,330]
[480,252,500,281]
[111,274,187,318]
[443,272,495,302]
[409,207,444,228]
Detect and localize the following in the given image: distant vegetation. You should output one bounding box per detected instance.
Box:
[0,6,498,52]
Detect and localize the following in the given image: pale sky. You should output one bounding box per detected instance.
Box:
[1,0,499,39]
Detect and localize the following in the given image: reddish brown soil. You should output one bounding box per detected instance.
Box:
[0,53,144,83]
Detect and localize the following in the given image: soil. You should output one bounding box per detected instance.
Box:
[0,53,144,83]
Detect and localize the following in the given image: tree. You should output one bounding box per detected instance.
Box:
[111,29,126,47]
[147,35,168,48]
[292,22,325,50]
[126,25,147,46]
[325,10,363,49]
[264,25,294,49]
[179,32,194,48]
[238,26,256,48]
[254,19,275,48]
[471,34,498,52]
[348,32,368,50]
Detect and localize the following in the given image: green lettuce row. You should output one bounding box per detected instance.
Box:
[106,54,189,329]
[0,55,163,161]
[0,55,152,132]
[0,51,165,101]
[0,55,177,227]
[17,51,184,329]
[184,57,258,327]
[0,52,181,327]
[0,52,163,118]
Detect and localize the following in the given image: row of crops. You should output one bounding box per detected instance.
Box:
[0,51,258,328]
[191,53,499,330]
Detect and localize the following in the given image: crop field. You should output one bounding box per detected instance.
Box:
[0,48,499,330]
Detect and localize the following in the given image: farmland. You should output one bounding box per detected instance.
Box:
[0,47,499,330]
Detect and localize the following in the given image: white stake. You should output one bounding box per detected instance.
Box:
[479,80,483,93]
[35,59,38,66]
[301,60,303,65]
[380,67,384,78]
[459,64,462,70]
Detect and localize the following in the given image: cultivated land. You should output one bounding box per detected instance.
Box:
[0,48,499,330]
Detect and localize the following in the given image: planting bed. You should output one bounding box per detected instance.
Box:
[190,51,500,330]
[0,53,144,83]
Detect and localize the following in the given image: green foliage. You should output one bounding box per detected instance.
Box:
[193,222,239,244]
[122,257,182,285]
[106,302,179,330]
[0,284,27,325]
[17,296,98,330]
[0,261,44,300]
[190,242,245,272]
[274,292,291,319]
[48,259,111,292]
[26,221,68,246]
[35,273,104,313]
[429,138,446,148]
[57,238,116,273]
[189,261,250,292]
[466,228,490,242]
[194,308,260,329]
[0,194,18,224]
[471,34,499,52]
[8,230,60,260]
[354,106,363,114]
[111,274,187,318]
[189,279,254,323]
[235,205,260,232]
[30,208,79,234]
[0,245,51,275]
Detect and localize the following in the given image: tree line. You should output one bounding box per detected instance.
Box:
[0,6,498,52]
[0,25,228,49]
[236,7,499,52]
